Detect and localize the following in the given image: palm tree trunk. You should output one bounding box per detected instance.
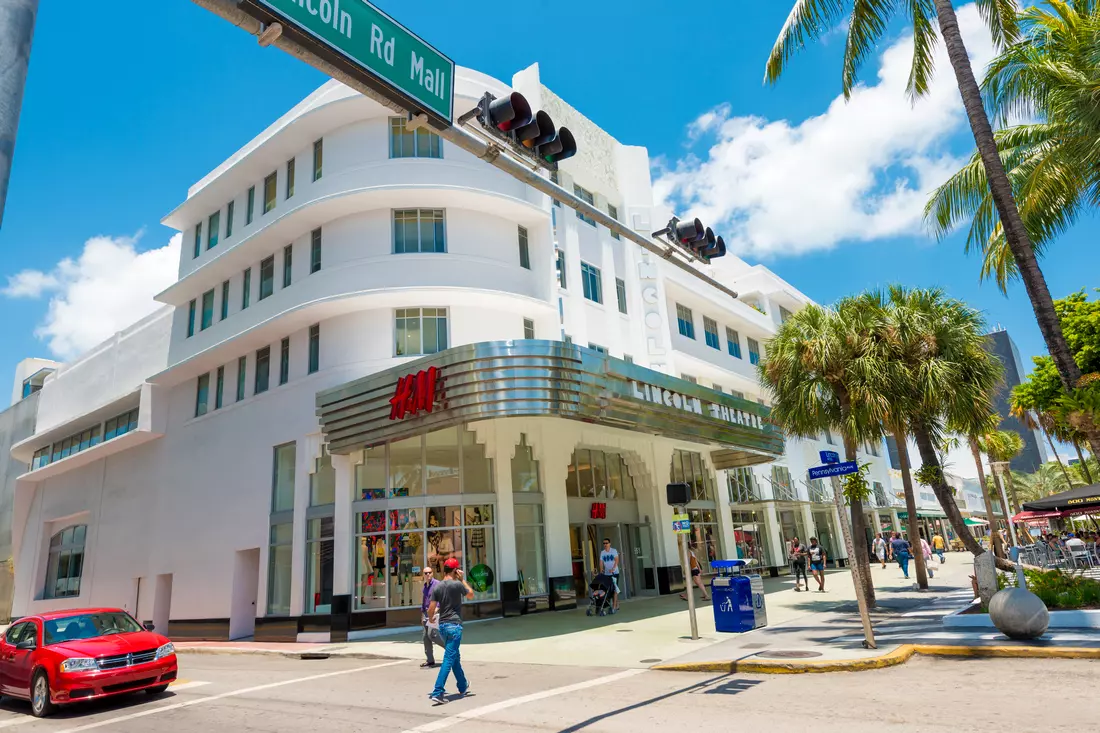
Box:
[1043,421,1073,485]
[969,436,1004,558]
[932,0,1100,460]
[1074,441,1093,484]
[894,427,928,589]
[841,435,876,607]
[916,427,1016,572]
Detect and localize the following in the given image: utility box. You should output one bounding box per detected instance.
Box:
[710,560,767,633]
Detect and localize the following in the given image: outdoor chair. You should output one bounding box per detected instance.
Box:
[1066,544,1096,571]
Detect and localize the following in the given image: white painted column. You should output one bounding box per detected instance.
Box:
[800,504,815,542]
[332,453,353,596]
[490,422,519,583]
[537,422,575,578]
[649,442,678,568]
[762,501,785,569]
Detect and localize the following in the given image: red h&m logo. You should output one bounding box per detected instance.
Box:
[590,503,607,520]
[389,367,440,420]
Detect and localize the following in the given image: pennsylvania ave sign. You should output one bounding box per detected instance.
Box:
[808,461,859,480]
[247,0,454,122]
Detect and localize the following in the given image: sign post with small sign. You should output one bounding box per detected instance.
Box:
[672,514,690,534]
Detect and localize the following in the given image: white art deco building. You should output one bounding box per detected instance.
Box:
[3,64,896,641]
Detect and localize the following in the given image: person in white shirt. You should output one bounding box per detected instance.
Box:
[599,539,621,613]
[872,533,887,569]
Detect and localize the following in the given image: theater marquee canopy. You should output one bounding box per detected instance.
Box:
[317,341,785,467]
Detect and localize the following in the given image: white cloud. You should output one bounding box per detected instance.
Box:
[654,4,995,258]
[3,233,180,360]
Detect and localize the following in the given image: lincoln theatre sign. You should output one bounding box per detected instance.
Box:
[318,341,784,466]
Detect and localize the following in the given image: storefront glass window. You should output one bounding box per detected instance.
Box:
[514,504,546,596]
[728,467,760,504]
[464,505,496,601]
[511,435,540,493]
[771,465,796,501]
[355,530,386,609]
[778,509,808,550]
[566,449,637,499]
[310,449,335,506]
[271,443,296,512]
[305,517,334,614]
[356,445,386,500]
[671,449,715,502]
[811,509,839,562]
[389,436,423,497]
[389,529,426,607]
[426,428,460,495]
[267,523,293,615]
[461,428,493,493]
[688,508,720,573]
[731,510,772,568]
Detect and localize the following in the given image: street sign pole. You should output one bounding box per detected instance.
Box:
[188,0,742,304]
[676,505,699,640]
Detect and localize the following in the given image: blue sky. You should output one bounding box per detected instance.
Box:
[1,1,1096,409]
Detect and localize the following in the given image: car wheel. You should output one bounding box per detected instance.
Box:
[146,684,170,695]
[30,671,54,718]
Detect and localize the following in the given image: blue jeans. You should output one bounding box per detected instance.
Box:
[431,623,468,697]
[896,552,910,577]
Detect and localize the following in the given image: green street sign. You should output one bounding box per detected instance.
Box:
[246,0,454,124]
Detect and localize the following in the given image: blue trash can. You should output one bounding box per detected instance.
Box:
[711,560,767,633]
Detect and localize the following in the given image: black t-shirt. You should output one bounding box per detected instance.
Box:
[808,545,826,563]
[890,538,910,556]
[430,579,466,625]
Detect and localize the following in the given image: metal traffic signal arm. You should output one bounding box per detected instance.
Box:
[188,0,739,303]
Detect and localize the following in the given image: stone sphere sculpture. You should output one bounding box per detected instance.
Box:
[988,587,1049,640]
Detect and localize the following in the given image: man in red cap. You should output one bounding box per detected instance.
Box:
[426,557,474,705]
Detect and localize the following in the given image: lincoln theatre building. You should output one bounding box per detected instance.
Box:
[3,64,894,641]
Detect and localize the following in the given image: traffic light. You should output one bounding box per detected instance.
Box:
[653,217,727,263]
[471,92,577,168]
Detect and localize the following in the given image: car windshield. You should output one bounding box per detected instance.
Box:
[43,612,143,645]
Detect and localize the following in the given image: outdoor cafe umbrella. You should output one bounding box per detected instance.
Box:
[1021,483,1100,515]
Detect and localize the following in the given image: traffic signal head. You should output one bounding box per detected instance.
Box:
[696,227,727,262]
[517,111,556,148]
[540,126,577,164]
[480,92,532,132]
[672,218,705,245]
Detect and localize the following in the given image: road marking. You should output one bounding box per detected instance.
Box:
[51,659,408,733]
[401,668,647,733]
[165,680,210,692]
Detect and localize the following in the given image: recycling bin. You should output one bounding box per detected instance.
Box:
[710,560,767,633]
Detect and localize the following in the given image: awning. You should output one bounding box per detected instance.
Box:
[1012,510,1061,523]
[1022,483,1100,513]
[963,517,988,526]
[897,509,948,519]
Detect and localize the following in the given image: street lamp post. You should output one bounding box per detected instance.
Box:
[990,461,1020,547]
[0,0,39,228]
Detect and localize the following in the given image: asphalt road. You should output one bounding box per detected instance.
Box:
[0,653,1092,732]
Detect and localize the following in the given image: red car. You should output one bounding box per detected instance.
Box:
[0,608,177,717]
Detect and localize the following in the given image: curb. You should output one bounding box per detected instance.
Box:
[652,644,1100,674]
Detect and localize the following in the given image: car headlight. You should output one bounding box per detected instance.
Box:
[154,642,175,660]
[61,657,98,673]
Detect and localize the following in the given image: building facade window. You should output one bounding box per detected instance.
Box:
[703,317,720,349]
[263,172,277,214]
[226,200,234,239]
[731,509,773,568]
[44,525,86,599]
[615,278,627,314]
[565,449,637,499]
[310,228,322,273]
[46,425,102,466]
[272,442,296,512]
[555,249,566,288]
[242,268,252,309]
[305,516,334,614]
[389,116,442,158]
[748,337,761,365]
[682,374,697,384]
[779,305,793,323]
[607,203,620,239]
[676,303,695,339]
[282,244,293,288]
[193,221,201,259]
[728,467,760,503]
[220,280,230,321]
[308,324,320,374]
[770,465,795,501]
[395,307,448,356]
[671,449,715,502]
[247,186,255,225]
[574,185,596,226]
[214,366,225,409]
[285,157,295,199]
[279,337,290,385]
[580,262,602,303]
[104,408,138,440]
[588,343,607,354]
[726,327,741,358]
[312,138,323,181]
[393,209,445,253]
[207,211,220,250]
[517,226,530,269]
[255,346,271,394]
[267,523,292,616]
[187,300,196,338]
[200,289,215,331]
[195,373,210,417]
[236,356,247,401]
[259,256,275,300]
[522,318,535,340]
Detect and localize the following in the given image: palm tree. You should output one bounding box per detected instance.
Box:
[1014,461,1073,504]
[922,0,1100,458]
[765,0,1097,462]
[982,430,1026,513]
[967,422,1007,557]
[1013,407,1075,486]
[760,302,889,647]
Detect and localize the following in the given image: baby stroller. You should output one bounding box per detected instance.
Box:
[587,573,616,617]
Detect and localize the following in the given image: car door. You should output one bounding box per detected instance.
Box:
[9,621,40,698]
[0,623,30,695]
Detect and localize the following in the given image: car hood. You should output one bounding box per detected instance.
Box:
[49,632,167,658]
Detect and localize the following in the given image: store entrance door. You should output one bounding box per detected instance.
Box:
[569,523,632,601]
[628,524,656,594]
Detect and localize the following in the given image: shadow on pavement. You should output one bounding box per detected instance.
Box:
[554,674,738,732]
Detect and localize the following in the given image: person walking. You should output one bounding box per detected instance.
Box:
[931,532,946,564]
[807,537,827,592]
[419,566,441,669]
[789,537,808,592]
[427,557,474,705]
[890,532,912,580]
[599,538,621,613]
[919,534,935,579]
[872,532,887,569]
[680,542,711,602]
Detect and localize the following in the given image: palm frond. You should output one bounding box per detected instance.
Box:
[765,0,849,86]
[906,0,939,100]
[842,0,898,99]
